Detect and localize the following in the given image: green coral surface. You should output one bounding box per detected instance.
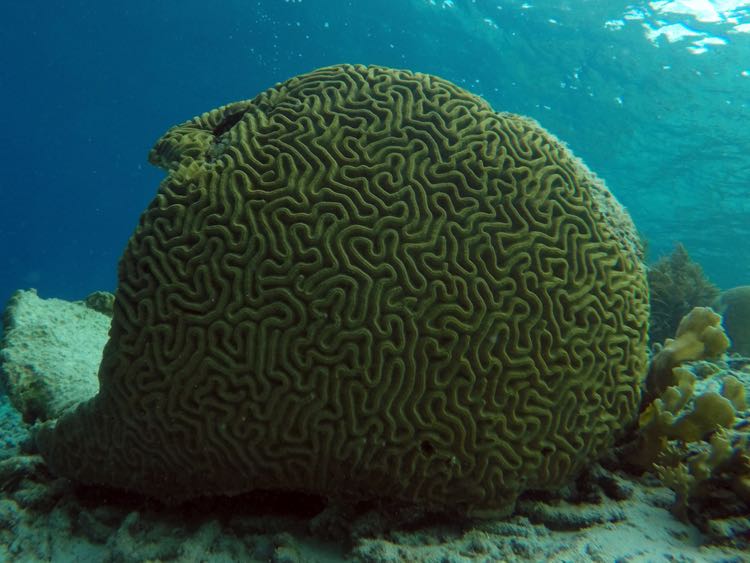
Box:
[35,64,649,514]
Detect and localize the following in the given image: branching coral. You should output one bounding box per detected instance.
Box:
[625,307,749,535]
[644,306,730,400]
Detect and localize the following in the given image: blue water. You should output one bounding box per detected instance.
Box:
[1,0,749,309]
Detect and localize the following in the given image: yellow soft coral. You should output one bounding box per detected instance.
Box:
[645,307,730,400]
[668,393,736,443]
[631,304,749,521]
[722,375,747,411]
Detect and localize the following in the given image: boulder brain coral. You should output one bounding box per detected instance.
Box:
[35,64,649,514]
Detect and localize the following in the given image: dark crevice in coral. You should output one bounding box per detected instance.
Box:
[420,440,435,456]
[206,110,247,163]
[71,483,329,519]
[212,111,246,138]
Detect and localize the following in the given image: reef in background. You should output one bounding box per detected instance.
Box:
[716,285,750,357]
[648,243,720,347]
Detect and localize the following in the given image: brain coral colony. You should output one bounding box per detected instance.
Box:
[34,64,650,516]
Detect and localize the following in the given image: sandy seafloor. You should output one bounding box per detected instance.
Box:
[0,291,748,562]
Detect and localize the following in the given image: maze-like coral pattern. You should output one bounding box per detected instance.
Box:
[36,64,649,513]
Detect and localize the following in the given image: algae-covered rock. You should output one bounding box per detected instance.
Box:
[83,291,115,317]
[0,290,106,422]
